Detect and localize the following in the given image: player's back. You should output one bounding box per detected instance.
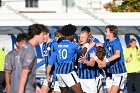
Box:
[57,40,80,63]
[56,40,80,74]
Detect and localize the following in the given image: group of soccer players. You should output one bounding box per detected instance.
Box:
[4,24,127,93]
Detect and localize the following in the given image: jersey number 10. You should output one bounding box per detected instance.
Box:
[58,49,68,59]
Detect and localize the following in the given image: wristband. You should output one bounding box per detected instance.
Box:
[94,56,98,61]
[106,59,109,63]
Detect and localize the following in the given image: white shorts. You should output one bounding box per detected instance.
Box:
[56,71,80,87]
[52,81,61,92]
[80,78,97,93]
[42,75,53,87]
[96,74,104,91]
[106,73,127,90]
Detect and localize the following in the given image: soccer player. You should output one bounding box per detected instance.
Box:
[77,31,97,93]
[47,24,86,93]
[90,46,106,93]
[18,24,49,93]
[41,27,60,93]
[81,26,100,43]
[4,33,27,93]
[92,25,127,93]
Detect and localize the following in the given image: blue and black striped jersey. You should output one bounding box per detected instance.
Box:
[92,37,100,43]
[104,38,126,74]
[54,40,82,74]
[77,47,96,79]
[42,39,58,75]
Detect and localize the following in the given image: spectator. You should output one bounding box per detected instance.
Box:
[0,48,6,92]
[124,38,140,93]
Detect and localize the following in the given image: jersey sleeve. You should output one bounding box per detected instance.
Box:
[113,41,122,52]
[75,43,82,53]
[4,52,13,72]
[48,52,57,66]
[93,38,100,43]
[22,48,36,70]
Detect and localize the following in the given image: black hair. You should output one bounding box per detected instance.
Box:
[27,24,49,40]
[81,26,91,33]
[61,24,77,36]
[16,33,27,42]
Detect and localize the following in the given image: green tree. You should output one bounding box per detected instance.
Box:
[110,0,140,12]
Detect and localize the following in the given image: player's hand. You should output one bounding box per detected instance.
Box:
[97,61,103,68]
[97,60,107,68]
[78,56,86,63]
[46,75,51,82]
[6,85,10,93]
[90,53,96,59]
[102,59,107,67]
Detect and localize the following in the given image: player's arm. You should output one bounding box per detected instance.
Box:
[5,72,10,93]
[46,65,52,82]
[90,53,105,68]
[107,49,120,62]
[104,41,121,63]
[78,56,95,67]
[4,53,12,93]
[46,52,56,82]
[18,69,30,93]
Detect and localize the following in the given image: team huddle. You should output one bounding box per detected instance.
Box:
[4,24,127,93]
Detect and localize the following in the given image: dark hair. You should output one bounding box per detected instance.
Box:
[81,26,90,33]
[96,46,106,60]
[27,24,49,40]
[16,33,27,42]
[55,29,61,37]
[127,38,138,50]
[105,25,118,37]
[61,24,77,36]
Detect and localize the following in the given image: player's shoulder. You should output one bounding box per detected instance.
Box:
[22,42,34,52]
[7,49,16,55]
[113,38,121,45]
[71,42,79,47]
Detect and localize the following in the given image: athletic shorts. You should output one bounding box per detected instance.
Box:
[106,73,127,90]
[80,78,97,93]
[42,75,53,87]
[52,81,61,92]
[96,74,104,91]
[56,71,80,87]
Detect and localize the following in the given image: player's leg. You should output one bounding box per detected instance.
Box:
[110,73,127,93]
[52,81,61,93]
[106,76,112,93]
[71,82,83,93]
[41,79,50,93]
